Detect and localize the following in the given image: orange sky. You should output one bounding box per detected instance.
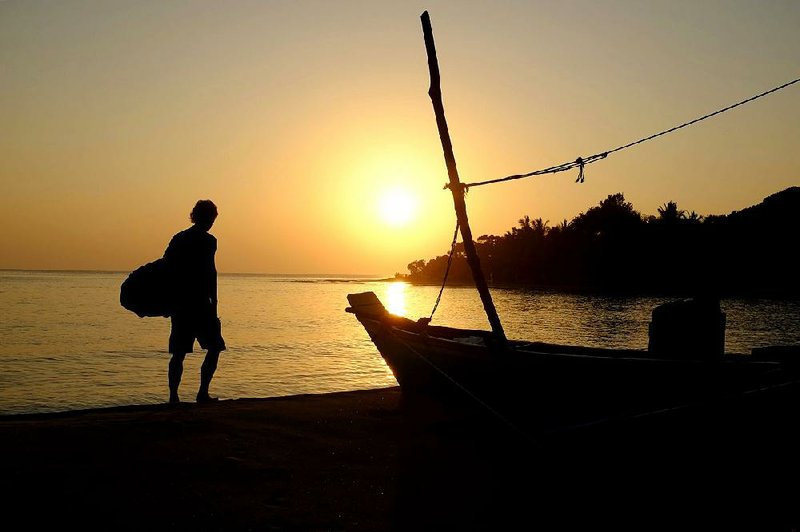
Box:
[2,1,798,275]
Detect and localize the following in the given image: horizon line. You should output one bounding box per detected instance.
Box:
[0,268,394,279]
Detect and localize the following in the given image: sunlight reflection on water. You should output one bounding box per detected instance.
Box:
[385,281,407,316]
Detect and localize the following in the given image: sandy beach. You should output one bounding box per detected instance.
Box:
[2,385,799,531]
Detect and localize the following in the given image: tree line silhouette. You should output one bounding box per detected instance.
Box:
[400,187,799,299]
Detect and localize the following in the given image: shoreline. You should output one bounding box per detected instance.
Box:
[2,386,799,530]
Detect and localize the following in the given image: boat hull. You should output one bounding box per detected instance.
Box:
[347,292,796,428]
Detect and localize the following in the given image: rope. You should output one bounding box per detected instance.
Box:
[428,219,459,322]
[458,76,800,189]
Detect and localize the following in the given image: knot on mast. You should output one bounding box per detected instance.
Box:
[575,157,585,183]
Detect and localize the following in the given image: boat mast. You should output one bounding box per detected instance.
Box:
[421,11,507,345]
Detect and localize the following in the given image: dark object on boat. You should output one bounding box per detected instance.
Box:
[120,258,172,318]
[648,298,726,359]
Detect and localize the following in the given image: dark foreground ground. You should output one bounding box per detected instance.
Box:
[1,385,799,531]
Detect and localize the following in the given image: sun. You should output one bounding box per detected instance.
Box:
[377,187,417,227]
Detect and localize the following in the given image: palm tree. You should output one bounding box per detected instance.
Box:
[531,218,549,239]
[657,201,686,222]
[687,211,703,223]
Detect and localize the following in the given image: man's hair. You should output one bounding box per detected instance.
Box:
[190,200,218,225]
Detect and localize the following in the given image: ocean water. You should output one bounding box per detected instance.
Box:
[1,270,799,415]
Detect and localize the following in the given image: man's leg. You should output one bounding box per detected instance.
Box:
[168,352,186,403]
[197,349,220,402]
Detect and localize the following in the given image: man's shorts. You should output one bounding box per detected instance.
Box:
[169,310,226,354]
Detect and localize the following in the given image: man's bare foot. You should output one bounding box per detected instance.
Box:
[196,393,218,403]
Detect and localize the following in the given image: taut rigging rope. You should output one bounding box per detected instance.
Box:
[455,76,800,189]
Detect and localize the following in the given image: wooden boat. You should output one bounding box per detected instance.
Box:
[346,291,798,427]
[347,13,799,429]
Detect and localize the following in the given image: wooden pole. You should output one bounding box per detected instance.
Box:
[420,11,507,345]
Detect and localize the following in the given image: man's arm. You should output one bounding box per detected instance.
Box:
[210,239,218,310]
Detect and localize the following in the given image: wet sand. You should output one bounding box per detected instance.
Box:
[1,386,798,531]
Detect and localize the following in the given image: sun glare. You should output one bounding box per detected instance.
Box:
[377,187,416,227]
[385,281,407,316]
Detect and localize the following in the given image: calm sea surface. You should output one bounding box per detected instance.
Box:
[1,270,799,415]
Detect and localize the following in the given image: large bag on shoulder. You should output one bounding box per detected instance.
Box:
[120,258,173,318]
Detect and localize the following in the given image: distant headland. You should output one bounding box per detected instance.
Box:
[397,187,800,299]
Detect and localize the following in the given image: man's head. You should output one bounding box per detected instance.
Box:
[190,200,218,231]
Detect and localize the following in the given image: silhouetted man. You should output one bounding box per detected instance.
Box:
[164,199,225,403]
